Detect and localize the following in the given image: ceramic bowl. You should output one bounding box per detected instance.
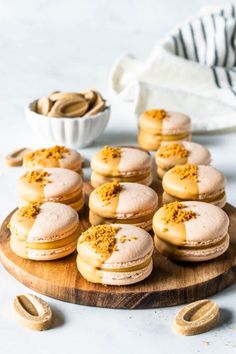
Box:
[25,100,110,149]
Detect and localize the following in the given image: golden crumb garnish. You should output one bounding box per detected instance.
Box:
[118,235,138,243]
[25,145,69,162]
[145,109,167,120]
[18,202,41,219]
[96,181,121,202]
[157,143,189,159]
[79,225,120,258]
[171,164,198,182]
[23,170,50,186]
[101,146,121,160]
[162,201,196,225]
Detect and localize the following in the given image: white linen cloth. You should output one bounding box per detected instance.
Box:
[109,4,236,132]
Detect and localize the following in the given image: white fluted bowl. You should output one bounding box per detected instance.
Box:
[25,100,110,149]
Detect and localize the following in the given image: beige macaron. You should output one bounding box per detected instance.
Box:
[89,181,158,231]
[23,145,83,175]
[91,145,152,187]
[138,109,191,151]
[156,141,211,178]
[17,168,84,212]
[162,164,226,208]
[153,201,229,262]
[10,202,81,260]
[77,224,154,285]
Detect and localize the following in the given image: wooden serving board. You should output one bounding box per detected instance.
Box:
[1,181,236,309]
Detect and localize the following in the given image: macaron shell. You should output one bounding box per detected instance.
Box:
[156,141,211,170]
[91,147,152,177]
[78,224,153,268]
[153,201,229,247]
[197,166,226,199]
[154,233,229,262]
[89,183,158,219]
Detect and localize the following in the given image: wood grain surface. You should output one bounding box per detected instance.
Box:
[0,181,236,309]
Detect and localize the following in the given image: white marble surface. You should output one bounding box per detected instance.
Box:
[1,0,236,353]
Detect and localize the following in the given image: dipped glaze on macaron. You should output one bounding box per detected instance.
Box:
[17,168,84,212]
[155,141,211,178]
[77,224,153,285]
[10,202,81,261]
[138,109,191,151]
[162,164,226,208]
[23,145,83,175]
[89,181,158,231]
[90,145,152,187]
[153,201,229,262]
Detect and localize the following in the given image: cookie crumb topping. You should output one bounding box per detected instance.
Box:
[18,202,41,219]
[96,181,121,201]
[23,170,50,186]
[157,143,189,158]
[79,225,119,258]
[145,109,167,120]
[25,145,69,162]
[162,201,196,225]
[101,146,121,160]
[171,164,198,182]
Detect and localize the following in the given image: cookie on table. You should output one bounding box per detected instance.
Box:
[91,145,152,187]
[155,141,211,179]
[89,181,158,231]
[138,109,191,151]
[153,201,229,262]
[17,168,84,212]
[162,164,226,208]
[10,202,81,260]
[23,145,83,175]
[77,224,154,285]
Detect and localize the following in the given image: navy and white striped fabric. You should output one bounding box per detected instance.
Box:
[109,3,236,131]
[170,4,236,96]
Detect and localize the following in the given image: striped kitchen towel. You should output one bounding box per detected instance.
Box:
[109,3,236,132]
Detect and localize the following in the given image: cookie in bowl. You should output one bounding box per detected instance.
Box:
[17,168,84,212]
[91,145,152,187]
[77,224,154,285]
[138,109,191,151]
[89,181,158,231]
[23,145,83,175]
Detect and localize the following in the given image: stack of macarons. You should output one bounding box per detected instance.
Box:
[17,168,84,212]
[91,145,152,187]
[153,201,229,262]
[77,224,154,285]
[23,145,83,176]
[89,181,159,231]
[138,109,191,151]
[10,202,81,260]
[155,141,211,178]
[162,164,226,208]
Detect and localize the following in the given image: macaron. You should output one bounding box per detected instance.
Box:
[138,109,191,151]
[77,224,153,285]
[89,181,158,231]
[162,164,226,208]
[10,202,81,260]
[23,145,83,175]
[17,168,84,212]
[90,145,152,187]
[153,201,229,262]
[155,141,211,178]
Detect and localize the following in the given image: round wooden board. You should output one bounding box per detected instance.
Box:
[1,182,236,309]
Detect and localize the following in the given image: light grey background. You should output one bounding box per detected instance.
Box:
[0,1,236,353]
